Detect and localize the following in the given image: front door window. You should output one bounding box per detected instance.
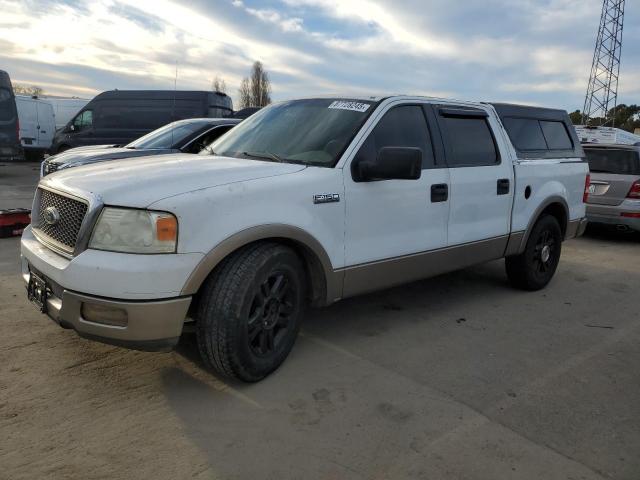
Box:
[73,110,93,131]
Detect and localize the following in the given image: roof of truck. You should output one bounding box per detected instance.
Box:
[491,102,570,121]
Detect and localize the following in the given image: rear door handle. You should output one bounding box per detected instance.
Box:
[497,178,510,195]
[431,183,448,203]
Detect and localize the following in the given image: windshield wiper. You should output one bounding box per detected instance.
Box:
[242,151,286,163]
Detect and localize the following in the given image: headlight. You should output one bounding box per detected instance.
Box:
[89,207,178,254]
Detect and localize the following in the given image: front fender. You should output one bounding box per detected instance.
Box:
[180,224,342,306]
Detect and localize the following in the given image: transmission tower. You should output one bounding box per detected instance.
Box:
[582,0,625,126]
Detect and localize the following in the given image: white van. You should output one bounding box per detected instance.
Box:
[15,96,56,159]
[574,125,640,145]
[40,96,90,130]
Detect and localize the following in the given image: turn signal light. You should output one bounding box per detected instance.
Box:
[627,181,640,199]
[583,174,591,203]
[156,215,178,242]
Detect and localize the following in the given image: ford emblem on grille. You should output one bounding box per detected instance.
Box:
[43,206,61,226]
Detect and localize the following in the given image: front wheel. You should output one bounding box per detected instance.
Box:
[196,242,306,382]
[505,215,562,291]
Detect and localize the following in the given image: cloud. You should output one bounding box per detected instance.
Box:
[0,0,637,111]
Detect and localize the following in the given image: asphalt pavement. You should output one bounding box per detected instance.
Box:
[1,163,638,479]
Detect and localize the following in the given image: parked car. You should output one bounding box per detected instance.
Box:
[583,143,640,232]
[0,70,22,161]
[21,96,589,382]
[41,118,241,176]
[50,90,233,154]
[16,95,56,160]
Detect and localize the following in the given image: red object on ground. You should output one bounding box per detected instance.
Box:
[0,208,31,237]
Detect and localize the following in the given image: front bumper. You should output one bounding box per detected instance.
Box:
[587,201,640,232]
[20,225,199,350]
[22,265,191,351]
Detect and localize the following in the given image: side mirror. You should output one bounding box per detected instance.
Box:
[353,147,422,182]
[68,124,76,132]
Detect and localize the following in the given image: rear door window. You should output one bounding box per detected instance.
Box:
[585,149,640,175]
[440,115,498,167]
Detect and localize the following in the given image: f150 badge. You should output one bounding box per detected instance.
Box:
[313,194,340,204]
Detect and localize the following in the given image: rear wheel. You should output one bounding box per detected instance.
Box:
[196,242,306,382]
[506,215,562,291]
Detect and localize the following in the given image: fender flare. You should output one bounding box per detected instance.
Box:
[180,224,341,306]
[507,195,570,256]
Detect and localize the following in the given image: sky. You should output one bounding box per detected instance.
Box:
[0,0,638,112]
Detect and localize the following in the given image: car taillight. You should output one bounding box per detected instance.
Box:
[627,180,640,199]
[583,174,591,203]
[16,117,20,141]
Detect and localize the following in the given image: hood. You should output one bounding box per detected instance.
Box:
[47,145,157,166]
[42,153,307,207]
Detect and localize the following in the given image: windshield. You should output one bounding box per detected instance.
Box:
[126,121,205,149]
[585,148,640,175]
[202,98,378,167]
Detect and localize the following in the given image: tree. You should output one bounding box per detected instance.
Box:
[569,110,582,125]
[237,61,272,108]
[13,84,44,96]
[238,77,252,109]
[569,105,640,133]
[211,76,227,93]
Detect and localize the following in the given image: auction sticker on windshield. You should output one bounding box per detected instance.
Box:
[328,100,371,113]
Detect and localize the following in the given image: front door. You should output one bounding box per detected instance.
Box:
[70,109,95,146]
[343,102,450,297]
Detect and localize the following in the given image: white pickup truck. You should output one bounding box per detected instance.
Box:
[21,96,590,381]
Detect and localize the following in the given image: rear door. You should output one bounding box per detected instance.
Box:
[36,101,55,149]
[434,105,514,246]
[16,98,37,148]
[585,147,640,205]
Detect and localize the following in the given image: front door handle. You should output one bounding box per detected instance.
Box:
[497,178,510,195]
[431,183,448,203]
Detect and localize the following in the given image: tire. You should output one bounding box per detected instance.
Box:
[196,242,307,382]
[505,215,562,291]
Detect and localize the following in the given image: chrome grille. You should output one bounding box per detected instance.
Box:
[33,188,88,253]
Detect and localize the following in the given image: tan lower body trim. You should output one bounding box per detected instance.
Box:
[340,235,510,299]
[565,218,588,239]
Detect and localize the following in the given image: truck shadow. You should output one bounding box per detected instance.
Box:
[163,242,640,480]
